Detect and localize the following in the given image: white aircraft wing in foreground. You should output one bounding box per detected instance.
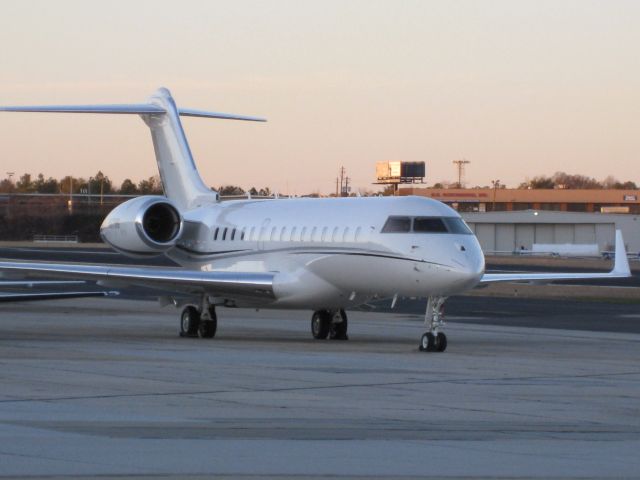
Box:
[0,263,274,301]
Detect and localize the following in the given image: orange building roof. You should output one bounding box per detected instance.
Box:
[400,187,640,204]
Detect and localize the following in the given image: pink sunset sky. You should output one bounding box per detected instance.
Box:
[0,0,638,194]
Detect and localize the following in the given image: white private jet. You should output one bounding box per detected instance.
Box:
[0,88,632,351]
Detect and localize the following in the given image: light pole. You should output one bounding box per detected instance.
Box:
[68,176,73,214]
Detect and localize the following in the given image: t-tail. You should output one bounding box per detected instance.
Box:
[0,87,266,210]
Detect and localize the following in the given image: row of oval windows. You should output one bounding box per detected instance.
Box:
[213,225,365,243]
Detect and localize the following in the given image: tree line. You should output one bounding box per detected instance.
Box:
[430,171,637,190]
[517,172,637,190]
[0,172,278,197]
[0,172,164,195]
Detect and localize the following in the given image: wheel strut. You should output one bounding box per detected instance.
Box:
[419,296,448,352]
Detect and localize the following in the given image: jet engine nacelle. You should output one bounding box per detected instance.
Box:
[100,196,183,257]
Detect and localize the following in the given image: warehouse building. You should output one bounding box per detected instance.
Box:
[461,210,640,254]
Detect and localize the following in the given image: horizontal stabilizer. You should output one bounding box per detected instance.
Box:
[178,108,266,122]
[0,104,266,122]
[0,104,166,114]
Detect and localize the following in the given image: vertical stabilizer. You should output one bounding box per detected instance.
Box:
[141,88,218,209]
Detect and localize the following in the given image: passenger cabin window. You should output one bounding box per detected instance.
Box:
[413,217,448,233]
[301,227,307,241]
[381,216,411,233]
[222,227,228,240]
[213,227,219,240]
[231,228,237,240]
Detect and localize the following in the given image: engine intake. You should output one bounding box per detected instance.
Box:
[100,196,183,256]
[142,202,181,243]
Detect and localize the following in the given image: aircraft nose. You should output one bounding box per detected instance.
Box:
[451,240,485,287]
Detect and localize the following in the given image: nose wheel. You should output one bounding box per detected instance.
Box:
[419,332,447,352]
[419,296,448,352]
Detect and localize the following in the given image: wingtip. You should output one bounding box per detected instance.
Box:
[613,230,631,276]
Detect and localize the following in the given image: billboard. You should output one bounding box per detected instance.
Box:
[376,161,425,184]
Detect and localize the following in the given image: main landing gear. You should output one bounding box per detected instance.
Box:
[179,299,217,339]
[419,296,447,352]
[311,309,349,340]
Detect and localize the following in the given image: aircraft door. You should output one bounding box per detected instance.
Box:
[258,218,271,251]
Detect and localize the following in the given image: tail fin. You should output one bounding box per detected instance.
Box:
[0,87,266,210]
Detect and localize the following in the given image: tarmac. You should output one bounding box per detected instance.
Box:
[1,297,640,479]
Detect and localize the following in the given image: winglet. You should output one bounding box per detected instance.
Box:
[612,230,631,276]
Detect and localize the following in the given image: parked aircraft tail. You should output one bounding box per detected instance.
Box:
[0,88,266,209]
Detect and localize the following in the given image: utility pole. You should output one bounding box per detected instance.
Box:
[491,179,500,211]
[5,172,14,218]
[452,159,470,188]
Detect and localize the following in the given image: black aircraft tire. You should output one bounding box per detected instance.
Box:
[311,310,331,339]
[419,332,436,352]
[180,306,200,337]
[198,319,217,339]
[330,309,349,340]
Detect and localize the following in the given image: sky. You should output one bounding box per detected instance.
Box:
[0,0,638,194]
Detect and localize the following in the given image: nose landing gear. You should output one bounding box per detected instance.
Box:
[419,296,447,352]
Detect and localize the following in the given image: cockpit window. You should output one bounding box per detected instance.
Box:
[413,217,448,233]
[381,216,412,233]
[443,217,473,235]
[381,216,474,234]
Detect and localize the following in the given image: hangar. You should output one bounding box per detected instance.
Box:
[461,210,640,254]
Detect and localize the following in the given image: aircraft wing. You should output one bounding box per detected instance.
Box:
[0,261,275,299]
[0,290,117,303]
[480,230,632,284]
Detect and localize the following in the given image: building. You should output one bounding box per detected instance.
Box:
[400,187,640,214]
[461,210,640,254]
